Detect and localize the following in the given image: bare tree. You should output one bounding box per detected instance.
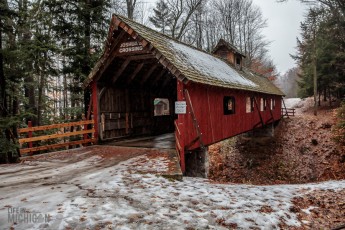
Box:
[165,0,204,40]
[212,0,268,66]
[126,0,136,19]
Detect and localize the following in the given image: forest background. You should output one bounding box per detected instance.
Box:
[0,0,344,162]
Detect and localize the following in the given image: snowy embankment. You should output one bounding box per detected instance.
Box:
[1,154,345,229]
[283,98,302,109]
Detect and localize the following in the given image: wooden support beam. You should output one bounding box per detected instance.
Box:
[151,68,167,86]
[267,100,275,124]
[184,89,205,150]
[126,62,144,84]
[117,53,155,60]
[140,64,158,84]
[92,81,99,142]
[161,75,172,89]
[253,97,264,127]
[99,87,107,100]
[86,98,93,120]
[96,30,126,82]
[111,58,131,83]
[129,54,155,60]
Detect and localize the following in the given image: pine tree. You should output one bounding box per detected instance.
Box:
[149,0,173,35]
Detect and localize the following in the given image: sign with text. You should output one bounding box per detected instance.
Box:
[175,101,187,114]
[118,41,143,54]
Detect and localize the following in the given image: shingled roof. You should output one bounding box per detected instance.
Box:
[84,14,284,96]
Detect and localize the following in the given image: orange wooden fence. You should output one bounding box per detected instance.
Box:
[18,120,95,155]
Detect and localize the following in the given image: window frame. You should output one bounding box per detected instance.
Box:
[223,96,236,115]
[246,97,254,113]
[153,98,170,116]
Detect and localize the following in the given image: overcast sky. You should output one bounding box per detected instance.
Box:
[143,0,308,74]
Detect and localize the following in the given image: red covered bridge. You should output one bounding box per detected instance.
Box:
[83,15,284,175]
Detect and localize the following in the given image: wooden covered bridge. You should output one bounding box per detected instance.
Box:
[83,14,284,175]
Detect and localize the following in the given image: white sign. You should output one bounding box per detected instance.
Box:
[175,101,187,114]
[118,41,143,53]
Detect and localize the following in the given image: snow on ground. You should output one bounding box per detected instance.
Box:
[283,98,302,109]
[1,153,345,230]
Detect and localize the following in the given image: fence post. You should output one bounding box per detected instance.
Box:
[28,121,33,155]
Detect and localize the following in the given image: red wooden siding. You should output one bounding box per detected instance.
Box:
[180,82,282,151]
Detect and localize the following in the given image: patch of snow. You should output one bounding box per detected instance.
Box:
[1,154,345,229]
[302,206,317,215]
[171,41,258,88]
[283,98,302,108]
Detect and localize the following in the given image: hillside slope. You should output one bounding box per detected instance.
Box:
[209,97,345,184]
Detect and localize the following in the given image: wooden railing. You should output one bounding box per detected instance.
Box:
[18,120,95,155]
[281,108,296,118]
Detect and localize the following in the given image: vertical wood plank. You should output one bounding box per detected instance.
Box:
[92,81,99,142]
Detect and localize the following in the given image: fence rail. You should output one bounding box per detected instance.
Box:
[18,120,95,155]
[281,108,296,118]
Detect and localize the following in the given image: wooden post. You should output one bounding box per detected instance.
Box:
[177,81,186,173]
[92,81,99,142]
[28,121,33,154]
[83,114,88,145]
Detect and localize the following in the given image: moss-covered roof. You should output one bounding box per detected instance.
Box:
[85,14,284,96]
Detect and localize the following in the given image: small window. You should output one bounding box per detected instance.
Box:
[154,98,170,116]
[273,99,276,109]
[260,98,264,111]
[236,57,241,65]
[246,97,254,113]
[263,98,267,110]
[224,96,235,115]
[270,99,273,110]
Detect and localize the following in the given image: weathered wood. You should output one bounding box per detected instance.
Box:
[161,75,172,89]
[99,87,108,99]
[184,89,205,149]
[150,68,167,86]
[253,96,264,127]
[93,81,100,141]
[96,30,126,80]
[129,54,155,60]
[185,136,200,150]
[19,120,94,133]
[19,129,95,144]
[267,102,275,124]
[86,97,93,120]
[175,132,182,151]
[20,139,95,154]
[281,108,295,118]
[140,64,158,84]
[126,62,144,84]
[111,58,131,83]
[174,120,181,136]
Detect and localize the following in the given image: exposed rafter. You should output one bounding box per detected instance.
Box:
[111,58,131,84]
[161,75,172,89]
[140,64,158,85]
[126,62,144,84]
[129,54,155,60]
[150,68,167,87]
[93,30,126,83]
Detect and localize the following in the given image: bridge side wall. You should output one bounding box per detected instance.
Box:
[181,82,282,151]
